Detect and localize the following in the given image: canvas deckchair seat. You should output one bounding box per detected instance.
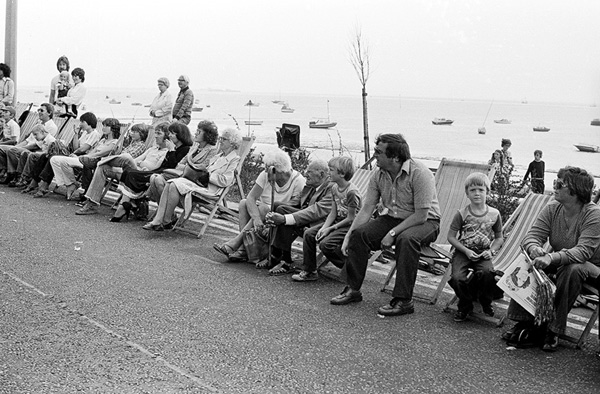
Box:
[173,136,255,238]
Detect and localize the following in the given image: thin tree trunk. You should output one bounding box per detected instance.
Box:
[362,87,370,167]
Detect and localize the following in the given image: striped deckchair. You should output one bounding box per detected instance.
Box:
[173,136,255,238]
[16,111,40,143]
[15,102,31,120]
[379,159,494,305]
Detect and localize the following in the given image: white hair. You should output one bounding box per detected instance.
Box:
[263,149,292,173]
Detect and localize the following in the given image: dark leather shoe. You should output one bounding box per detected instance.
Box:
[330,286,362,305]
[377,298,414,316]
[228,250,248,263]
[542,330,559,352]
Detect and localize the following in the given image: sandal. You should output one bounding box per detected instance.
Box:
[65,184,78,201]
[268,262,294,276]
[213,243,234,257]
[256,256,278,270]
[33,189,50,198]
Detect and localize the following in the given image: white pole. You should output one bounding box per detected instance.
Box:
[5,0,18,103]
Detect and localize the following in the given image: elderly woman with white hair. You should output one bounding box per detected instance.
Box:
[213,149,306,264]
[149,77,173,125]
[142,128,242,231]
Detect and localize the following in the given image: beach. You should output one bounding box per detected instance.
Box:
[19,86,600,183]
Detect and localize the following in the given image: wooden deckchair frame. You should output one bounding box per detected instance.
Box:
[173,136,255,238]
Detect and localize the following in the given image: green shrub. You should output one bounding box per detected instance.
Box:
[487,169,528,224]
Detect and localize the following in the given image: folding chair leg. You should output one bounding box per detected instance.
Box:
[576,302,600,349]
[430,263,452,305]
[380,260,396,292]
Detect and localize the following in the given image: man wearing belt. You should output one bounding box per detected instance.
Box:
[331,133,441,317]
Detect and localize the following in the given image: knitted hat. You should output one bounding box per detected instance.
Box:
[157,77,170,88]
[1,105,16,117]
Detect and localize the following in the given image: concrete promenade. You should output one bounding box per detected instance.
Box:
[1,187,599,393]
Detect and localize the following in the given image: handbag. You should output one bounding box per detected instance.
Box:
[182,164,209,187]
[47,140,70,158]
[79,156,102,168]
[242,227,270,263]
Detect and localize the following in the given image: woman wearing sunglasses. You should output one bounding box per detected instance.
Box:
[503,166,600,352]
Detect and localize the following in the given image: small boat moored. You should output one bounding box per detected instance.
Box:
[109,98,121,104]
[591,119,600,126]
[309,119,337,129]
[432,118,454,125]
[574,144,600,153]
[533,126,550,132]
[245,120,263,126]
[478,127,486,135]
[494,119,511,124]
[191,106,203,112]
[281,103,295,113]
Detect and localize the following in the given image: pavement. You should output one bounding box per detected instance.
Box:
[1,187,599,394]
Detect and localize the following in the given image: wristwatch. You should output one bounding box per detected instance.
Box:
[389,229,396,237]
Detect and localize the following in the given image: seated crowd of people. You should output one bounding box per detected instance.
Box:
[1,97,599,358]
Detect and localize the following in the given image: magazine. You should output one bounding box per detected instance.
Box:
[497,253,556,316]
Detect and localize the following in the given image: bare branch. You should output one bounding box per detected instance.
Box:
[348,25,370,88]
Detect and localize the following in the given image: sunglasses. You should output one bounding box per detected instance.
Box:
[553,179,567,190]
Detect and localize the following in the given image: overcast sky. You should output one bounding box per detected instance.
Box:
[1,0,599,103]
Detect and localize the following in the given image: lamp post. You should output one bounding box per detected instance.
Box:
[4,0,18,103]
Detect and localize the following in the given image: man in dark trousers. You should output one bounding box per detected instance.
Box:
[260,159,332,275]
[331,133,441,317]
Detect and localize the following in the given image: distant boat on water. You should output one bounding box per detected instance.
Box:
[432,118,453,125]
[591,119,600,126]
[478,100,493,135]
[245,120,263,126]
[533,126,550,132]
[281,103,295,113]
[109,98,121,104]
[191,106,203,112]
[310,99,337,129]
[131,102,142,106]
[272,100,285,105]
[494,119,511,124]
[309,119,337,129]
[574,143,599,153]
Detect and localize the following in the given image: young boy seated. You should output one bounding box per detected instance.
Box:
[292,156,361,282]
[448,172,504,321]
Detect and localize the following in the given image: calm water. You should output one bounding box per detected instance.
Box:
[20,87,600,177]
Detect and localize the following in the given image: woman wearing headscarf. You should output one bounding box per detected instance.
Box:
[149,77,173,125]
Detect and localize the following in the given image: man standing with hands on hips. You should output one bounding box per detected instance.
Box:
[330,133,441,317]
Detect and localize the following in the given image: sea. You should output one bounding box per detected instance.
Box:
[18,87,600,182]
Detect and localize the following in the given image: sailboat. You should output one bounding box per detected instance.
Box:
[478,100,494,135]
[309,100,337,129]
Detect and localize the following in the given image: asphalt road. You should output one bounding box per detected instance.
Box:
[1,188,599,393]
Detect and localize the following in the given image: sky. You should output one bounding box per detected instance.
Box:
[1,0,600,104]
